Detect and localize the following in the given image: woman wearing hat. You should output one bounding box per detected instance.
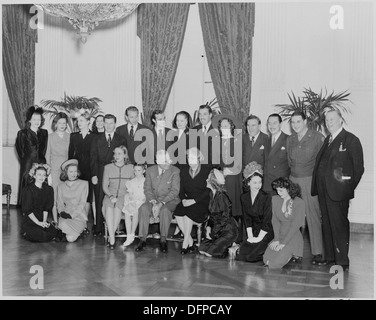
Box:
[15,106,48,206]
[198,169,238,258]
[21,163,58,242]
[236,162,274,262]
[56,159,89,242]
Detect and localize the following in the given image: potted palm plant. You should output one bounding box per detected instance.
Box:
[275,88,351,135]
[41,92,102,132]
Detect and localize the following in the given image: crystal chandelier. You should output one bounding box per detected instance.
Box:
[36,3,139,44]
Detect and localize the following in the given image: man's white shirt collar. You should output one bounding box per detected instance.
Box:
[330,127,343,141]
[128,123,138,134]
[250,131,261,141]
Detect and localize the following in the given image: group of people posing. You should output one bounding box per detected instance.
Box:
[15,103,364,270]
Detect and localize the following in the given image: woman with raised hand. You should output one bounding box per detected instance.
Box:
[263,177,305,269]
[198,169,238,258]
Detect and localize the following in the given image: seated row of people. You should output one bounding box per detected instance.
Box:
[21,145,305,269]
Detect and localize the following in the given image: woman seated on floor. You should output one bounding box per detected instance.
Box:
[236,162,274,262]
[263,177,305,269]
[174,147,211,254]
[21,163,58,242]
[198,169,238,258]
[57,159,89,242]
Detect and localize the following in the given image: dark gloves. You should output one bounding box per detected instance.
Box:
[60,211,72,219]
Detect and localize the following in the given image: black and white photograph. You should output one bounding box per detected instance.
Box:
[1,0,374,300]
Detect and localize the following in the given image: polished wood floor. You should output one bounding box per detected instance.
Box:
[2,207,374,298]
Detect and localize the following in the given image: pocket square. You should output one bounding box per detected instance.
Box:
[342,176,351,180]
[339,142,347,152]
[281,146,286,150]
[260,145,264,150]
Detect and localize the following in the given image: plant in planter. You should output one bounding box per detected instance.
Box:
[41,93,102,132]
[274,88,351,135]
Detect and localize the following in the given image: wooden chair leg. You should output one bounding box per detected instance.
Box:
[197,224,202,247]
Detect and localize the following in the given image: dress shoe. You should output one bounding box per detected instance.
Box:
[93,230,103,237]
[187,245,196,253]
[291,256,303,263]
[317,259,335,266]
[172,231,184,240]
[135,240,146,252]
[311,254,323,265]
[160,241,168,253]
[109,243,115,250]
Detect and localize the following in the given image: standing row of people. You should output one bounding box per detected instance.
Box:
[16,104,364,270]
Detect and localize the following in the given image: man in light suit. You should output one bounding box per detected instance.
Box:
[311,109,364,269]
[263,113,290,194]
[136,150,181,253]
[90,114,125,236]
[115,106,153,164]
[242,114,269,169]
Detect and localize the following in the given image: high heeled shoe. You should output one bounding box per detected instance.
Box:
[181,247,188,255]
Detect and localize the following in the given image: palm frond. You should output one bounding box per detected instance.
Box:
[274,88,352,134]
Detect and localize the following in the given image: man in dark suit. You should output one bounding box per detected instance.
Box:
[263,114,290,194]
[242,114,269,169]
[150,109,174,164]
[90,114,125,235]
[192,105,216,167]
[136,150,180,253]
[311,109,364,269]
[116,106,153,164]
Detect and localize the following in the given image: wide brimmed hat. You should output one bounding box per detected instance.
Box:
[61,159,78,171]
[243,161,263,180]
[213,169,226,185]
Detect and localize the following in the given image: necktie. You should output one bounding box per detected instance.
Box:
[107,134,112,147]
[203,125,206,135]
[130,125,134,138]
[271,137,276,147]
[328,135,333,145]
[251,136,255,146]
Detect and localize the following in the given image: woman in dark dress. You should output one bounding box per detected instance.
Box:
[198,169,238,258]
[15,106,48,206]
[170,111,193,168]
[21,163,58,242]
[91,114,105,134]
[68,112,95,215]
[216,117,243,242]
[236,162,274,262]
[174,147,211,254]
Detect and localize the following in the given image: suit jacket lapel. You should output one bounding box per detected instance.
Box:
[268,133,283,158]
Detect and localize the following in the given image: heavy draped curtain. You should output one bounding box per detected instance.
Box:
[3,5,38,129]
[137,3,190,127]
[199,3,255,124]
